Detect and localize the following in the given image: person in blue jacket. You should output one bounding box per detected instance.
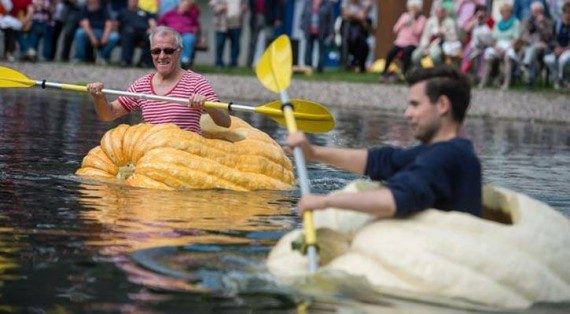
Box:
[285,65,482,218]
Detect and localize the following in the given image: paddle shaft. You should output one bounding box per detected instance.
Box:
[279,90,319,274]
[33,79,258,113]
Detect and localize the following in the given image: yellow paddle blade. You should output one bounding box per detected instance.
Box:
[0,66,36,88]
[257,99,335,133]
[256,35,292,93]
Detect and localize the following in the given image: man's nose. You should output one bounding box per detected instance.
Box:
[404,106,412,119]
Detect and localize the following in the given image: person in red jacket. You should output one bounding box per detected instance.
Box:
[158,0,200,69]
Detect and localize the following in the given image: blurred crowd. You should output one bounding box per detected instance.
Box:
[0,0,569,90]
[0,0,284,69]
[378,0,570,91]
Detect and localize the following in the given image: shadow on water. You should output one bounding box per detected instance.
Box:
[0,89,568,312]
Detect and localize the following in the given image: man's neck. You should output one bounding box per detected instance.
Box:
[428,123,460,145]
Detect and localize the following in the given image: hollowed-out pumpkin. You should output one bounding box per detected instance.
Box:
[76,116,294,191]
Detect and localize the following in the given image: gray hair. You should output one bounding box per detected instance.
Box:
[530,1,544,11]
[149,26,183,48]
[407,0,423,10]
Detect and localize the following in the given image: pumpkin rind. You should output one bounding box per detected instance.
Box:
[76,116,294,190]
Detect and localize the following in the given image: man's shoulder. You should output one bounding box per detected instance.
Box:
[181,71,211,84]
[420,138,478,164]
[130,73,154,90]
[431,138,475,153]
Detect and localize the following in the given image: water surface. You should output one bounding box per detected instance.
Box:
[0,89,568,312]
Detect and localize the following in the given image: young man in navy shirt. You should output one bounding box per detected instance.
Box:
[285,65,481,218]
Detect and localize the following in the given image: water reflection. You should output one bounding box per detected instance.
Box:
[77,182,293,255]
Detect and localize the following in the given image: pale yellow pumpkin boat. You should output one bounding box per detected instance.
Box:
[76,116,294,191]
[267,180,570,310]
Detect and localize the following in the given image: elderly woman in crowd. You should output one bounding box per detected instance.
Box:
[412,4,461,68]
[520,1,553,86]
[479,2,522,90]
[379,0,425,82]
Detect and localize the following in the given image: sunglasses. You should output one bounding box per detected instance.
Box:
[150,47,179,55]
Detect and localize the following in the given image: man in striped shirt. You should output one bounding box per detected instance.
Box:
[86,26,230,133]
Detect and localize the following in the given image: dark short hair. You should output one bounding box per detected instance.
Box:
[406,66,471,123]
[564,2,570,13]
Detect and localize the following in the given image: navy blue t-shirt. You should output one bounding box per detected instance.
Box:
[365,138,481,217]
[81,6,110,30]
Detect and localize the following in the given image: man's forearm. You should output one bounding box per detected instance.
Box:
[323,189,397,218]
[313,146,368,174]
[92,96,116,121]
[206,109,231,127]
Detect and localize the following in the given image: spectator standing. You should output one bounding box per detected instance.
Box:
[545,0,567,21]
[9,0,32,59]
[159,0,200,69]
[479,3,522,90]
[246,0,285,68]
[520,1,553,86]
[47,0,65,60]
[379,0,425,81]
[209,0,247,68]
[412,4,461,68]
[513,0,550,21]
[73,0,119,64]
[24,0,55,61]
[57,0,85,62]
[299,0,335,73]
[460,4,495,78]
[341,0,372,72]
[117,0,156,67]
[0,0,23,61]
[544,2,570,90]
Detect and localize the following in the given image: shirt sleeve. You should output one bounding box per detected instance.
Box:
[117,81,141,112]
[365,145,425,181]
[192,74,219,114]
[192,75,218,99]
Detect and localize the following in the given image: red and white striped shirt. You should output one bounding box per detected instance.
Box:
[118,71,219,134]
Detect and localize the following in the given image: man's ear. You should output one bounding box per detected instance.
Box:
[437,95,451,117]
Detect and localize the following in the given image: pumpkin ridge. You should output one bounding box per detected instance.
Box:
[126,173,172,190]
[137,163,247,191]
[80,146,118,175]
[132,123,179,162]
[136,148,250,190]
[234,137,291,167]
[123,123,150,163]
[76,167,115,178]
[101,124,129,166]
[146,148,289,190]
